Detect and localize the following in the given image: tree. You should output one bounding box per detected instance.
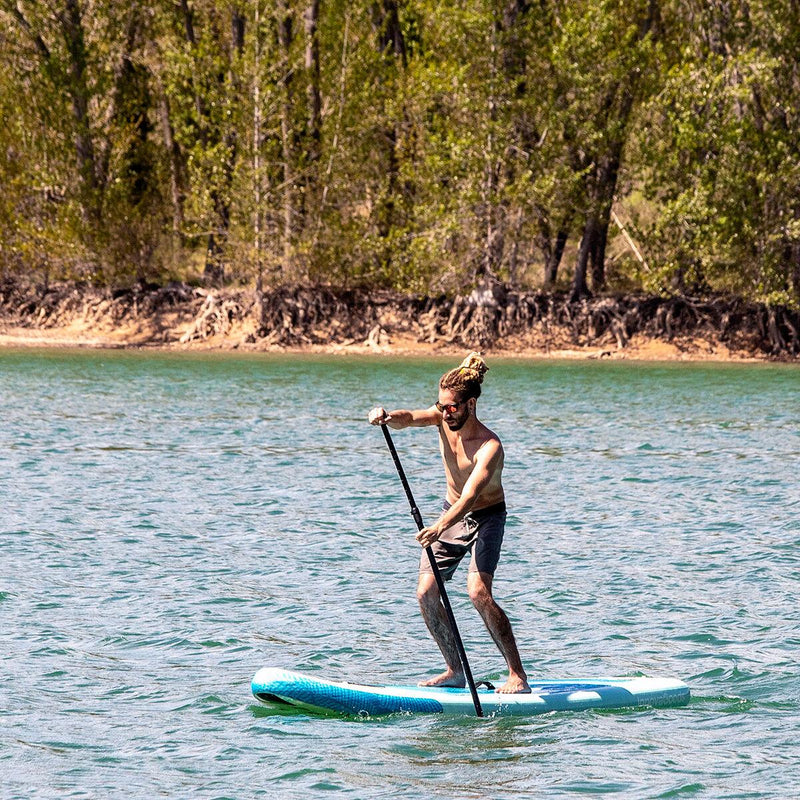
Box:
[633,0,800,304]
[541,0,661,300]
[0,0,798,308]
[0,0,166,284]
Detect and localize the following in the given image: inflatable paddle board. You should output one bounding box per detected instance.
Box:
[251,667,690,717]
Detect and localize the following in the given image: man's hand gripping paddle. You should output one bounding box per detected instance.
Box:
[379,424,484,717]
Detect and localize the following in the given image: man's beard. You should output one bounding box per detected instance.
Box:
[445,408,470,431]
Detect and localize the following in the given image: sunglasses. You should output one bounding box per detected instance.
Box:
[435,399,466,414]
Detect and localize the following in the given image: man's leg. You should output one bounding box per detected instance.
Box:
[416,572,465,687]
[467,571,530,693]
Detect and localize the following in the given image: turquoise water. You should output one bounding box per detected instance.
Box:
[2,349,798,799]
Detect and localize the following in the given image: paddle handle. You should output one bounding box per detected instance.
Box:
[380,424,484,718]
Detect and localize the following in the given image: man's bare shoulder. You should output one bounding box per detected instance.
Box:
[454,424,503,462]
[470,422,503,448]
[477,432,504,460]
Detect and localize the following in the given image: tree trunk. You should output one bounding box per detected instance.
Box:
[204,7,246,285]
[590,212,608,290]
[572,216,598,300]
[569,1,658,296]
[157,89,185,246]
[589,138,626,291]
[277,0,295,267]
[791,240,800,301]
[253,1,263,283]
[295,0,321,228]
[480,13,500,281]
[544,229,569,288]
[61,0,99,219]
[305,0,321,160]
[177,0,225,282]
[483,0,535,282]
[374,0,407,62]
[178,0,206,135]
[96,10,142,193]
[372,0,406,238]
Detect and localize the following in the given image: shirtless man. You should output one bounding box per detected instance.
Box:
[369,353,530,694]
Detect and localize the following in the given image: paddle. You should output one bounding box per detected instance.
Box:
[379,424,484,717]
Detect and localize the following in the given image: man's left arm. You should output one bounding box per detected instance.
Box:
[415,441,501,548]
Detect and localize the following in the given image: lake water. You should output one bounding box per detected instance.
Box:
[2,349,798,799]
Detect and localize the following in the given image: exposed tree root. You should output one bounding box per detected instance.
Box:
[1,277,798,358]
[179,290,245,343]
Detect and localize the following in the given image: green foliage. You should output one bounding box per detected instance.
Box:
[0,0,797,306]
[631,0,800,304]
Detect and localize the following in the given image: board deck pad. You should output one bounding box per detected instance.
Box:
[251,667,691,717]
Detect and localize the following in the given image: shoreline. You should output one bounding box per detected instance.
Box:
[0,321,775,364]
[2,280,795,364]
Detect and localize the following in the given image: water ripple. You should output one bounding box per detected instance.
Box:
[1,351,798,798]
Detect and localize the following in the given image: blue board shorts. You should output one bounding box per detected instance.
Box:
[419,500,507,580]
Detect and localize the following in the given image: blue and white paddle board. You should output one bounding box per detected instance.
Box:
[251,667,690,717]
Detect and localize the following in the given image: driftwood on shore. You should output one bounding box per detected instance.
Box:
[1,277,798,358]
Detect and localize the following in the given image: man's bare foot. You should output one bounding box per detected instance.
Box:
[495,674,531,694]
[418,669,466,688]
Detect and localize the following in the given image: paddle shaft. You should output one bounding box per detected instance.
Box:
[380,424,484,717]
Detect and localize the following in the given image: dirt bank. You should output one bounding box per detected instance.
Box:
[1,279,797,362]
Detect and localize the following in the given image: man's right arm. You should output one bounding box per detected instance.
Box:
[368,406,440,429]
